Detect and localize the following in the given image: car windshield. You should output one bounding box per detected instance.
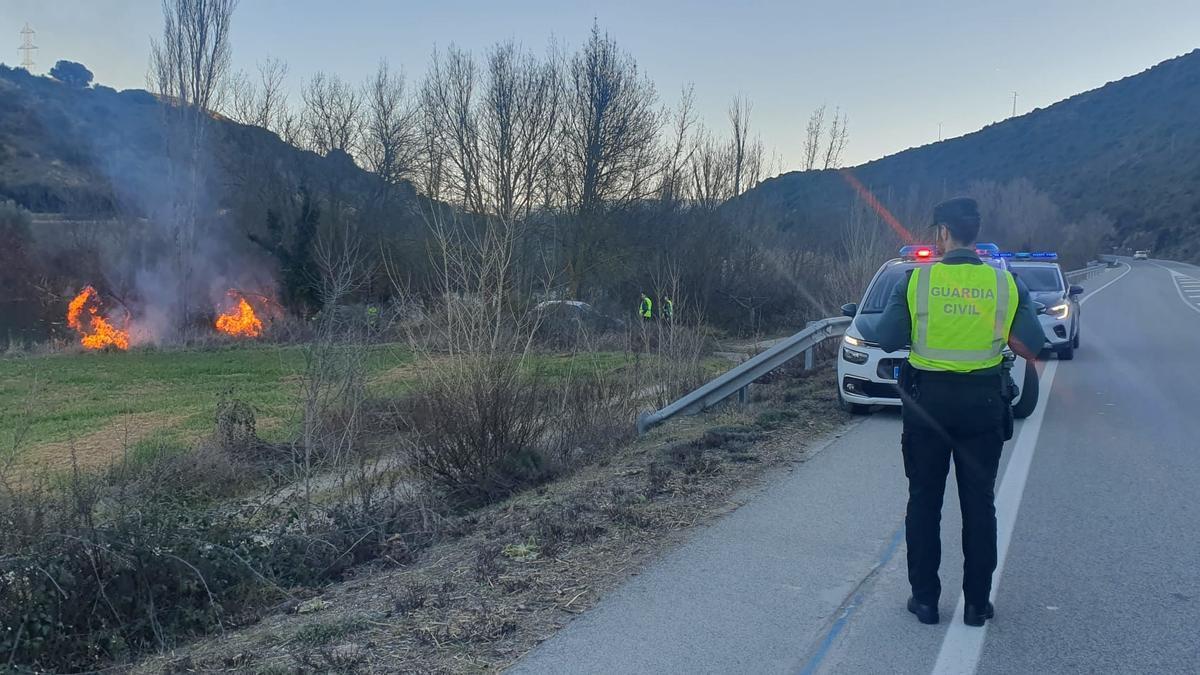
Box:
[860,264,916,314]
[1010,265,1063,292]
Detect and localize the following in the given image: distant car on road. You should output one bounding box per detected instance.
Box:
[1133,250,1150,260]
[1007,254,1082,360]
[836,244,1039,418]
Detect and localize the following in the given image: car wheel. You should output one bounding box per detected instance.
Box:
[1011,363,1039,419]
[838,390,872,415]
[1072,331,1080,349]
[1057,344,1074,360]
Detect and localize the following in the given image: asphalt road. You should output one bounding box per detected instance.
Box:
[511,260,1200,674]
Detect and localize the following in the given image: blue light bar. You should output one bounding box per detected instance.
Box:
[1030,252,1058,260]
[997,251,1015,258]
[1014,252,1032,259]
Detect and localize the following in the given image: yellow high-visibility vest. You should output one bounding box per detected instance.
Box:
[906,263,1018,372]
[640,296,653,319]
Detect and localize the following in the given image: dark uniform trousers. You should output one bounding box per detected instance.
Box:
[900,368,1006,607]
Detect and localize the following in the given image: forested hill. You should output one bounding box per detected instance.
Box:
[737,49,1200,260]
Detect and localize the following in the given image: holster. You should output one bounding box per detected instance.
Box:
[898,361,920,402]
[1000,367,1016,442]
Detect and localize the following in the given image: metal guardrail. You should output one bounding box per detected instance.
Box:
[637,260,1108,434]
[1065,261,1110,283]
[636,316,851,434]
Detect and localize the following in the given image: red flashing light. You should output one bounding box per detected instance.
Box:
[916,248,932,258]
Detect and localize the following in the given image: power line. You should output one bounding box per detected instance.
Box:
[19,23,37,70]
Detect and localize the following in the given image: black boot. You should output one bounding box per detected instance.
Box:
[907,596,939,625]
[963,602,995,627]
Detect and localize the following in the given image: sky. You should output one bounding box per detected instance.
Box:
[4,0,1199,170]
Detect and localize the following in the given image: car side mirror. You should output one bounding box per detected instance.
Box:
[1034,301,1047,315]
[1068,285,1083,296]
[841,303,858,318]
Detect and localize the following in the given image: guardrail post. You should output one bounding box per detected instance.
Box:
[738,385,748,404]
[803,321,816,370]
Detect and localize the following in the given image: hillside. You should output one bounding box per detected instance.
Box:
[0,64,406,215]
[738,49,1200,260]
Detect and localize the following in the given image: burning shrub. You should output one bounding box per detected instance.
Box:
[215,294,264,338]
[66,285,131,350]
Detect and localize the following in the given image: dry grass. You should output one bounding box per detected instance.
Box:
[5,411,188,486]
[132,363,849,674]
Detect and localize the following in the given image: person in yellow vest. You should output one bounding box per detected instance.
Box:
[639,293,653,320]
[661,297,674,320]
[878,197,1043,628]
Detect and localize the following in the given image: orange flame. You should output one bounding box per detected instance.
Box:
[215,292,264,338]
[67,286,131,350]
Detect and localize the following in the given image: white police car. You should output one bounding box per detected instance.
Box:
[837,244,1040,418]
[1004,252,1082,360]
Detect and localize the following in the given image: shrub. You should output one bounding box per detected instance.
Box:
[406,354,552,506]
[49,60,93,88]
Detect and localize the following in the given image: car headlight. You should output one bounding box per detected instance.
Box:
[1048,302,1069,320]
[842,347,869,364]
[843,335,864,347]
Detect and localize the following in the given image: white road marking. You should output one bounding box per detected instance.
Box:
[1146,262,1200,315]
[931,261,1131,674]
[931,360,1060,675]
[1167,279,1200,315]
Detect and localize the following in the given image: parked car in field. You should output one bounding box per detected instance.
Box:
[533,300,625,344]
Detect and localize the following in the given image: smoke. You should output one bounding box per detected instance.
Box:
[81,94,279,345]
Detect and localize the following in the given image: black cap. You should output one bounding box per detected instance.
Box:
[932,197,981,244]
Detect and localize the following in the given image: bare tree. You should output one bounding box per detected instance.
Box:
[301,72,363,157]
[478,41,562,221]
[690,126,733,210]
[226,57,288,131]
[728,95,751,195]
[744,133,765,190]
[149,0,238,332]
[416,81,447,202]
[802,104,825,171]
[658,84,696,206]
[555,25,663,295]
[151,0,237,115]
[823,107,849,170]
[561,24,663,215]
[422,46,485,213]
[361,60,419,195]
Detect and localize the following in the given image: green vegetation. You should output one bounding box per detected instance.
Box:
[0,345,408,457]
[0,344,682,471]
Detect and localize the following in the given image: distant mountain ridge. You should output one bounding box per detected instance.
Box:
[738,49,1200,260]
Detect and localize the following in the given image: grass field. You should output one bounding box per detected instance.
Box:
[0,344,667,475]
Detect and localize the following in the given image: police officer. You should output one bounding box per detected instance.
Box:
[661,296,674,321]
[639,293,653,320]
[877,197,1044,627]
